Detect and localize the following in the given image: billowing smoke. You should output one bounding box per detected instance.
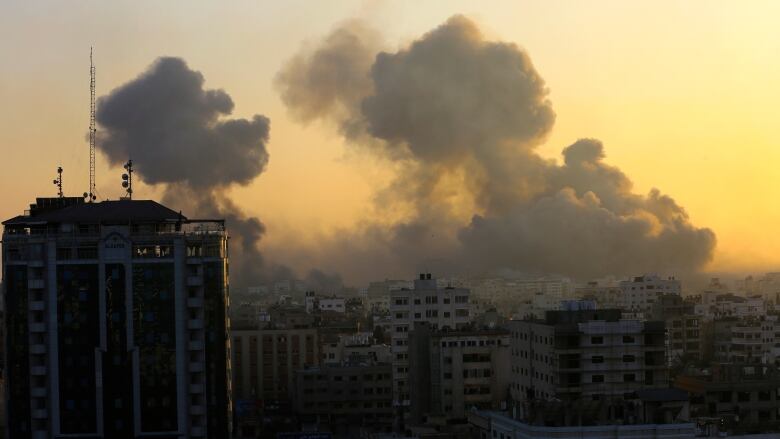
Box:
[96,57,270,289]
[276,15,716,281]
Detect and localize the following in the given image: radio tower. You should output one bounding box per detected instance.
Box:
[88,47,97,202]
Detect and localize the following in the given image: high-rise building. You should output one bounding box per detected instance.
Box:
[389,273,471,404]
[2,197,231,439]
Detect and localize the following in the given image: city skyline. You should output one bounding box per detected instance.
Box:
[3,1,780,286]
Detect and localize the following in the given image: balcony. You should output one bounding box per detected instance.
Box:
[187,297,203,308]
[31,366,47,376]
[191,405,206,415]
[190,383,204,394]
[30,344,46,355]
[30,323,46,333]
[189,362,205,372]
[32,409,48,419]
[31,387,46,398]
[188,341,204,351]
[188,319,204,330]
[29,301,45,311]
[191,426,206,437]
[28,279,45,289]
[187,276,203,287]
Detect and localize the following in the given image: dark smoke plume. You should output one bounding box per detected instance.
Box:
[97,57,270,289]
[276,15,716,281]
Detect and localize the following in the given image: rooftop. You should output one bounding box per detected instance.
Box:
[3,198,185,226]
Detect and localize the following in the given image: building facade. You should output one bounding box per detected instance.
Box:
[2,197,231,439]
[619,274,681,319]
[294,362,394,434]
[509,310,669,425]
[408,323,510,422]
[389,273,471,404]
[231,326,319,437]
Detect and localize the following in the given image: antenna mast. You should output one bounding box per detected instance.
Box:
[88,47,97,202]
[53,166,63,198]
[122,160,133,200]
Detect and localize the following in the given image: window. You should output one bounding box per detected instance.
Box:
[592,375,604,383]
[591,336,603,345]
[455,309,469,317]
[591,356,604,364]
[622,355,635,363]
[623,335,635,343]
[623,373,636,382]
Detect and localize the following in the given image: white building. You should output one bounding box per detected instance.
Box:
[304,291,346,314]
[619,274,681,318]
[389,273,472,404]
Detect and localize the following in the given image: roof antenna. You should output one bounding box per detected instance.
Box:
[121,159,133,200]
[84,46,97,203]
[53,166,63,198]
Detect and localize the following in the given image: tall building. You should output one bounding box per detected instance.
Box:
[2,197,231,439]
[509,309,669,425]
[389,273,471,405]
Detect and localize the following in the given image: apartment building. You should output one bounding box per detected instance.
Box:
[231,326,319,437]
[408,323,510,422]
[389,273,471,404]
[619,274,681,319]
[294,362,394,434]
[508,309,669,425]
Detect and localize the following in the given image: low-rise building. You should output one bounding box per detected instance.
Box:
[508,309,669,426]
[619,274,681,319]
[675,363,780,434]
[294,362,394,435]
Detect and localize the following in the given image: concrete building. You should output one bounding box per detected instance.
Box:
[389,273,472,405]
[469,410,696,439]
[675,363,780,434]
[294,362,394,434]
[652,294,702,364]
[304,291,346,314]
[230,326,319,437]
[508,309,669,426]
[1,197,231,439]
[408,323,510,422]
[321,332,392,365]
[619,274,681,319]
[711,316,780,365]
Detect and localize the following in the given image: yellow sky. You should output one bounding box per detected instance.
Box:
[1,1,779,275]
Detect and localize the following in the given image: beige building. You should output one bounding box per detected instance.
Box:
[389,273,471,404]
[231,326,319,437]
[408,323,511,422]
[509,309,669,425]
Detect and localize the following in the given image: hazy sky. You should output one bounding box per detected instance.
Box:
[2,1,780,279]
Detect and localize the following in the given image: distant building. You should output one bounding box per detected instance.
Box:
[305,291,346,314]
[619,274,681,319]
[231,326,319,437]
[294,362,394,434]
[652,294,702,364]
[408,323,510,422]
[508,309,669,425]
[389,273,472,404]
[2,197,231,438]
[711,316,780,365]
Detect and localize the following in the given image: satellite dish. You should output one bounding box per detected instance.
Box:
[122,174,128,180]
[122,181,129,188]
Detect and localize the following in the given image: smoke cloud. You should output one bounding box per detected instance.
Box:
[96,57,271,288]
[276,15,716,281]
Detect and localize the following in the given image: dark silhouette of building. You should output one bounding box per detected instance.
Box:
[2,197,231,438]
